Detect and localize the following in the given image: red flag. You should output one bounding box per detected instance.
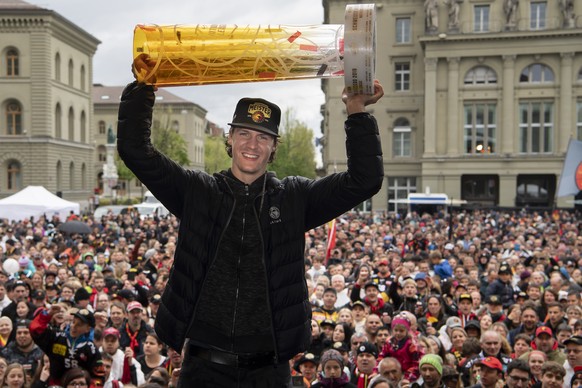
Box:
[325,219,337,264]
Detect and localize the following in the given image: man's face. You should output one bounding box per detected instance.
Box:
[352,306,366,321]
[69,317,90,338]
[376,329,389,348]
[566,343,582,367]
[535,334,555,353]
[15,328,32,348]
[507,368,530,388]
[541,371,563,388]
[128,308,142,327]
[356,353,376,374]
[365,315,381,335]
[379,359,402,383]
[299,361,317,381]
[420,364,441,387]
[458,299,472,315]
[331,278,345,292]
[365,286,379,302]
[322,292,337,308]
[103,336,119,355]
[480,366,500,388]
[528,286,541,300]
[228,127,276,184]
[94,278,105,291]
[567,294,579,307]
[13,286,28,302]
[547,307,564,324]
[481,333,501,356]
[521,309,538,330]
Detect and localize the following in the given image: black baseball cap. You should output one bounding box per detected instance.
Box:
[228,98,281,137]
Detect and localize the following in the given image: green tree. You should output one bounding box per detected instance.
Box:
[270,109,317,178]
[205,134,231,174]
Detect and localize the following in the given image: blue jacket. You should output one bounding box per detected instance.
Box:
[117,82,384,361]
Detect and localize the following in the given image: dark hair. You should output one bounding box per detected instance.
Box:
[461,337,481,358]
[507,359,531,377]
[146,366,170,386]
[62,368,91,388]
[556,323,572,334]
[323,287,337,296]
[541,361,566,379]
[546,301,564,312]
[514,333,532,345]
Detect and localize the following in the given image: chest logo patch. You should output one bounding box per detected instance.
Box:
[269,206,280,220]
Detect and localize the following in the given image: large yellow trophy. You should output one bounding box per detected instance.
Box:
[133,4,375,94]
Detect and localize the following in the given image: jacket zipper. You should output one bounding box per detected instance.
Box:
[254,185,280,365]
[230,185,248,351]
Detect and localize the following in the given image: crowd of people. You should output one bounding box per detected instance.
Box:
[0,205,581,388]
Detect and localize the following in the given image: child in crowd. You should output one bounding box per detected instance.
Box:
[378,314,422,381]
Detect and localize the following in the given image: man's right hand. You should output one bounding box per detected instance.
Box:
[132,54,158,88]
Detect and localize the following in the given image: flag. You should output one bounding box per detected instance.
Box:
[556,139,582,197]
[324,219,337,264]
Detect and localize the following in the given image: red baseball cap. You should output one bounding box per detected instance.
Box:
[127,301,143,312]
[478,357,503,372]
[535,326,553,337]
[103,327,120,339]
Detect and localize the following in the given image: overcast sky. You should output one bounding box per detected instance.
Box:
[34,0,327,135]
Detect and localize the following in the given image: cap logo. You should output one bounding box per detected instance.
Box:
[359,345,366,352]
[248,103,271,123]
[305,353,314,360]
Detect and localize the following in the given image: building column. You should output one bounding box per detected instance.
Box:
[447,57,460,155]
[560,52,574,152]
[424,58,438,157]
[502,55,516,155]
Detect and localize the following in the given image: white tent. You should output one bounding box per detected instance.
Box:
[0,186,80,222]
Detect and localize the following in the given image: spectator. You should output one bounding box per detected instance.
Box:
[99,327,144,386]
[1,363,26,388]
[136,332,166,376]
[564,336,582,387]
[539,361,566,388]
[379,315,422,381]
[0,319,42,379]
[118,301,151,358]
[519,327,566,365]
[377,357,407,387]
[504,359,531,388]
[350,342,378,387]
[312,349,356,388]
[412,354,444,388]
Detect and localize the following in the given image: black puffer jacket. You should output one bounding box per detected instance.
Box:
[117,81,384,361]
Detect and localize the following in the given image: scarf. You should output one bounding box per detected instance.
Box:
[354,368,374,388]
[0,335,6,348]
[316,371,350,387]
[125,323,140,354]
[364,296,385,316]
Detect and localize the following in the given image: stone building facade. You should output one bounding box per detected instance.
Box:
[322,0,582,211]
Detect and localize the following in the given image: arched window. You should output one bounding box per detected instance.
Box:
[80,111,87,143]
[81,163,87,190]
[5,100,22,135]
[55,103,62,138]
[55,53,61,81]
[98,120,106,135]
[520,64,554,83]
[97,145,107,162]
[6,48,19,77]
[393,117,411,157]
[464,66,497,85]
[80,65,86,91]
[68,107,74,141]
[68,59,74,87]
[56,161,62,191]
[69,162,74,190]
[7,160,22,191]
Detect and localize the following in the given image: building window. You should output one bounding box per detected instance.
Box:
[474,5,490,32]
[56,161,62,191]
[578,101,582,140]
[80,65,86,91]
[172,120,180,133]
[68,59,74,87]
[464,103,496,154]
[98,121,106,135]
[81,163,87,190]
[5,101,22,135]
[395,62,410,91]
[55,103,62,138]
[393,118,411,157]
[69,162,74,190]
[80,111,86,143]
[579,67,582,81]
[464,66,497,85]
[97,145,107,162]
[7,160,22,191]
[396,18,411,44]
[461,175,499,205]
[520,64,554,83]
[516,174,555,207]
[388,177,416,213]
[6,49,19,77]
[530,2,547,30]
[519,101,553,153]
[68,107,74,141]
[55,53,61,81]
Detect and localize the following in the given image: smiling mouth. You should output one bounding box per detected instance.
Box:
[242,153,259,159]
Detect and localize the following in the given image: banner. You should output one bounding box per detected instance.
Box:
[324,219,337,264]
[556,139,582,197]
